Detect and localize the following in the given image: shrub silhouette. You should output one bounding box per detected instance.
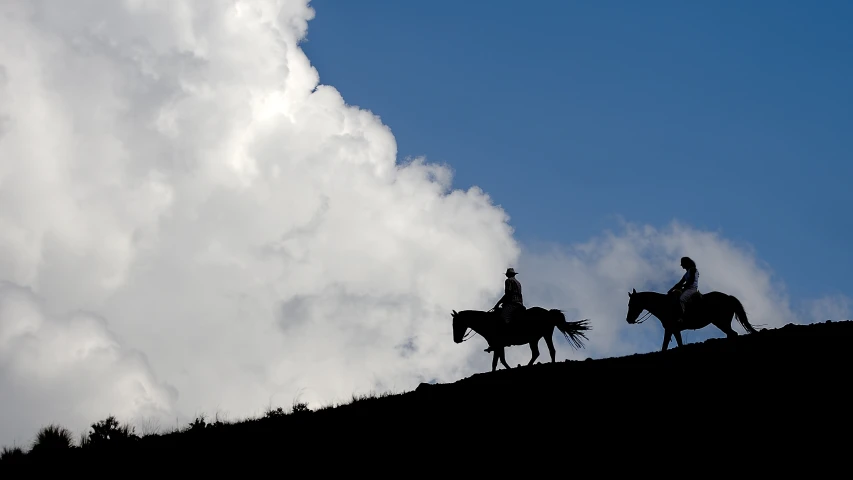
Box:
[1,445,25,463]
[84,415,139,448]
[263,406,287,419]
[30,424,75,453]
[77,432,89,448]
[181,414,211,439]
[291,401,311,415]
[262,401,311,420]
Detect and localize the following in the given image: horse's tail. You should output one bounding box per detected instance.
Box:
[549,309,590,349]
[729,295,760,333]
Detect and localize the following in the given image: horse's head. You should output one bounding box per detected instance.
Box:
[626,288,643,324]
[451,310,467,343]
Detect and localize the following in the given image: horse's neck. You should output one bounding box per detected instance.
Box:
[470,312,497,336]
[644,293,672,318]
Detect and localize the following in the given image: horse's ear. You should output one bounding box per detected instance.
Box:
[452,310,457,316]
[632,288,636,294]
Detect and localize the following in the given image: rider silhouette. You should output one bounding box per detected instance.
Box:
[669,256,699,323]
[485,268,525,353]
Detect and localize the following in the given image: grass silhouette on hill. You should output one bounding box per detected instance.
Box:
[1,319,851,467]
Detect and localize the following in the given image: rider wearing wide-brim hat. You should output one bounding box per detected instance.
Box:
[484,267,526,353]
[493,267,524,323]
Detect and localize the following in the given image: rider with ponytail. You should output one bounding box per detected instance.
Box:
[669,256,699,323]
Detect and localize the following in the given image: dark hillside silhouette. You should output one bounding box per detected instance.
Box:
[2,319,851,468]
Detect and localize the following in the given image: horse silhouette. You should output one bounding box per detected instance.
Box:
[452,307,590,372]
[626,287,760,351]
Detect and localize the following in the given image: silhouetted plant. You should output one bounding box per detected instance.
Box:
[264,406,287,419]
[30,423,75,452]
[186,414,207,432]
[137,416,162,437]
[315,402,337,412]
[209,411,232,430]
[291,401,311,415]
[0,445,25,462]
[85,415,139,448]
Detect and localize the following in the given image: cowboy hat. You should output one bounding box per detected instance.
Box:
[505,268,518,276]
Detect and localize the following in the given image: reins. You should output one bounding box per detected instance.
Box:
[457,311,493,342]
[634,310,653,324]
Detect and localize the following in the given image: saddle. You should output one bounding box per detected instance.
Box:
[671,289,702,318]
[490,306,526,347]
[670,288,701,301]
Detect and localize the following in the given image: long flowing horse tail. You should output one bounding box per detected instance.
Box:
[549,309,591,349]
[729,295,759,333]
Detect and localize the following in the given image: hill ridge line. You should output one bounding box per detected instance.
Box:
[415,319,853,391]
[3,319,851,465]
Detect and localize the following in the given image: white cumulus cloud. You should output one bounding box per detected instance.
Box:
[0,0,519,447]
[0,281,177,448]
[0,0,847,449]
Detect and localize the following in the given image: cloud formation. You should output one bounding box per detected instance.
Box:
[0,281,177,448]
[0,0,847,449]
[0,0,519,446]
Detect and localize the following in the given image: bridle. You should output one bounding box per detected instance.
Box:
[455,311,486,342]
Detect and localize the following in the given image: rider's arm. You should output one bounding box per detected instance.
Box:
[684,268,695,286]
[670,274,685,292]
[499,278,513,305]
[493,293,506,310]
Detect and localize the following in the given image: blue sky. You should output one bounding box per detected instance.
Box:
[301,0,852,303]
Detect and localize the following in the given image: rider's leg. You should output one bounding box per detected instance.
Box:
[485,305,512,353]
[485,308,504,353]
[501,304,513,343]
[501,304,514,324]
[678,287,697,323]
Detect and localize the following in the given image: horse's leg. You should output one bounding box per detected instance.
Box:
[491,350,499,372]
[544,334,556,363]
[673,330,684,347]
[662,330,672,351]
[713,320,738,337]
[499,347,511,370]
[528,340,540,366]
[707,312,738,354]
